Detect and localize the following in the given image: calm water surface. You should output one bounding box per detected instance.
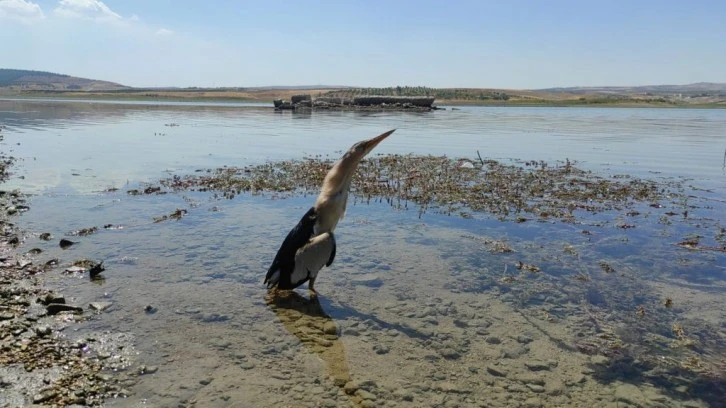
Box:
[2,99,725,407]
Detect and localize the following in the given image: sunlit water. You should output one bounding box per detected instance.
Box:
[2,99,726,407]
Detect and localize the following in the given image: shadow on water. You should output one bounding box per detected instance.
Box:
[265,292,352,387]
[265,290,433,383]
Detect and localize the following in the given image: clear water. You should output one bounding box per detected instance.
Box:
[2,99,725,407]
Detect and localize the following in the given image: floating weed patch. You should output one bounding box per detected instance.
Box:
[151,154,685,225]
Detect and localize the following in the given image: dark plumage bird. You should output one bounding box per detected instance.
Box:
[264,129,395,295]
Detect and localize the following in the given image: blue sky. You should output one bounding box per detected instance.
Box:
[1,0,725,88]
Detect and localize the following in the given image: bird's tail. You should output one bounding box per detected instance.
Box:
[264,269,281,289]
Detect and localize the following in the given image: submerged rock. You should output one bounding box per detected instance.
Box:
[46,303,83,315]
[59,238,75,249]
[89,261,105,278]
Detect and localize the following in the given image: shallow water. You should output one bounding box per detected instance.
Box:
[2,99,726,407]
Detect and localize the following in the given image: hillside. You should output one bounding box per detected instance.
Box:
[541,82,726,96]
[1,68,724,106]
[0,69,128,91]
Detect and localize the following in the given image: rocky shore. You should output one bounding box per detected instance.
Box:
[0,139,137,407]
[273,94,440,112]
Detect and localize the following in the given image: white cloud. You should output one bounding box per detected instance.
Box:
[54,0,121,21]
[0,0,45,22]
[156,28,173,36]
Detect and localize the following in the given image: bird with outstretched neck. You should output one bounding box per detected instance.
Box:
[264,129,395,296]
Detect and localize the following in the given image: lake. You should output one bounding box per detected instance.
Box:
[1,98,725,407]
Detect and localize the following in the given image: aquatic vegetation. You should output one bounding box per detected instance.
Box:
[152,154,686,226]
[152,208,187,223]
[68,226,98,236]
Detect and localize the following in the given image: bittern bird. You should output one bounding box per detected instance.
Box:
[264,129,395,295]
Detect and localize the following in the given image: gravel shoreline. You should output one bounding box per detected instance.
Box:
[0,143,135,407]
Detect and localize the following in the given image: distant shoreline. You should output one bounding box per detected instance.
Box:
[1,90,724,109]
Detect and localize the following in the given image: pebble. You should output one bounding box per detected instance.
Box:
[453,319,469,328]
[486,365,508,377]
[323,321,338,335]
[89,302,113,312]
[46,303,83,315]
[439,347,461,359]
[40,292,65,305]
[356,389,377,401]
[35,325,52,337]
[138,365,158,374]
[526,384,545,393]
[514,373,545,385]
[393,388,414,401]
[33,389,58,403]
[59,238,75,249]
[239,361,255,370]
[373,344,390,354]
[343,381,358,395]
[357,380,378,391]
[524,360,554,371]
[517,335,534,344]
[502,346,528,359]
[485,336,502,344]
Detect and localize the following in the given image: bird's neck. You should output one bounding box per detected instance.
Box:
[313,158,358,234]
[314,187,350,234]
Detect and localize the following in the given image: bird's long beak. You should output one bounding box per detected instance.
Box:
[360,129,395,156]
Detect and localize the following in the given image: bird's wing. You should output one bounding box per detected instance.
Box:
[289,232,336,287]
[265,207,316,289]
[326,232,336,267]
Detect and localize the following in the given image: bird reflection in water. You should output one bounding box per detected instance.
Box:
[265,291,351,387]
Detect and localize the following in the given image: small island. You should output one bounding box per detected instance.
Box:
[273,94,438,111]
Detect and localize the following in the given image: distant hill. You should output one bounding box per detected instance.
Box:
[540,82,726,97]
[0,69,128,91]
[1,68,723,106]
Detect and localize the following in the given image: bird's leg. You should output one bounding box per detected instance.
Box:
[308,278,318,297]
